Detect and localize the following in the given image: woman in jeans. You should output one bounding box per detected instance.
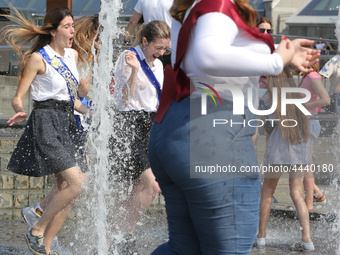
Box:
[148,0,320,254]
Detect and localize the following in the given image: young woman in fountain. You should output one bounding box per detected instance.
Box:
[18,15,100,253]
[299,53,330,212]
[256,66,314,251]
[147,0,320,253]
[5,7,89,255]
[109,20,170,251]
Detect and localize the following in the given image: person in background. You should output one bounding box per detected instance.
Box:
[256,66,314,251]
[148,0,320,254]
[315,36,334,51]
[5,7,89,255]
[108,20,170,254]
[123,0,173,44]
[299,55,330,212]
[253,16,274,147]
[123,0,173,68]
[256,16,273,35]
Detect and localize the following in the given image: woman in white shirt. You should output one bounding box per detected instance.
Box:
[109,20,170,247]
[6,7,89,255]
[148,0,320,254]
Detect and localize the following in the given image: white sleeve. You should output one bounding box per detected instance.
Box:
[113,51,132,103]
[134,0,143,14]
[192,13,283,77]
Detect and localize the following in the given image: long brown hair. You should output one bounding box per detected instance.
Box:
[2,5,73,75]
[170,0,257,27]
[267,66,310,144]
[72,15,99,63]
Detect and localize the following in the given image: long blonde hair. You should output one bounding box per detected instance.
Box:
[2,5,73,76]
[267,66,310,144]
[72,15,99,63]
[133,20,170,47]
[170,0,257,27]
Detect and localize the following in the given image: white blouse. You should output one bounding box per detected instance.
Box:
[31,44,79,101]
[171,1,284,105]
[114,45,164,112]
[134,0,173,28]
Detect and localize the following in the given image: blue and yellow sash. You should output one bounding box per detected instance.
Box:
[37,47,79,103]
[128,47,162,101]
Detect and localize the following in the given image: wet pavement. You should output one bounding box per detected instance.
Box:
[0,210,338,255]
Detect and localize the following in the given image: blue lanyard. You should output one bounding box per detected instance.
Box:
[128,47,162,101]
[37,47,79,103]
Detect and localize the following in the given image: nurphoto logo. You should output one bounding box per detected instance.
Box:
[199,84,312,128]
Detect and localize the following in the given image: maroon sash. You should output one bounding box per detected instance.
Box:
[154,0,274,123]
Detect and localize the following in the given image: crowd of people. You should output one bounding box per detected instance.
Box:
[3,0,335,254]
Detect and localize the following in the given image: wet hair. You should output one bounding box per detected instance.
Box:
[72,15,99,63]
[256,17,272,28]
[2,4,73,75]
[267,66,310,144]
[133,20,170,47]
[170,0,257,27]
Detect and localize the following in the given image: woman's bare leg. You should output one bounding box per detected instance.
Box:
[290,171,312,243]
[112,168,160,234]
[31,167,86,253]
[258,173,281,239]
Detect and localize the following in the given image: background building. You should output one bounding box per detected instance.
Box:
[286,0,340,40]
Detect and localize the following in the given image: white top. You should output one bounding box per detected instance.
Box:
[31,45,79,101]
[134,0,173,28]
[315,42,326,50]
[319,55,340,91]
[171,1,283,105]
[114,45,164,112]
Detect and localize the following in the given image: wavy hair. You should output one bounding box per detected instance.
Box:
[72,15,99,63]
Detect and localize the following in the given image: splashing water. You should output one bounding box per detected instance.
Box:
[73,0,123,254]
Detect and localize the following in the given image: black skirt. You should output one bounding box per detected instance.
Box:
[109,110,155,181]
[7,100,88,177]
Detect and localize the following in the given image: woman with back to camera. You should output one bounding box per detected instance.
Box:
[299,53,330,212]
[109,20,170,252]
[256,66,314,251]
[147,0,320,254]
[5,7,89,255]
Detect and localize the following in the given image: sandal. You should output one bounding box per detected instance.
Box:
[290,241,314,251]
[313,193,326,203]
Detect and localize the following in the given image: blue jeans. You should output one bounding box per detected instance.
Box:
[149,97,260,254]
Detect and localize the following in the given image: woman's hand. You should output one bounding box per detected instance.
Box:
[275,37,295,67]
[125,50,139,70]
[7,111,28,126]
[290,39,320,73]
